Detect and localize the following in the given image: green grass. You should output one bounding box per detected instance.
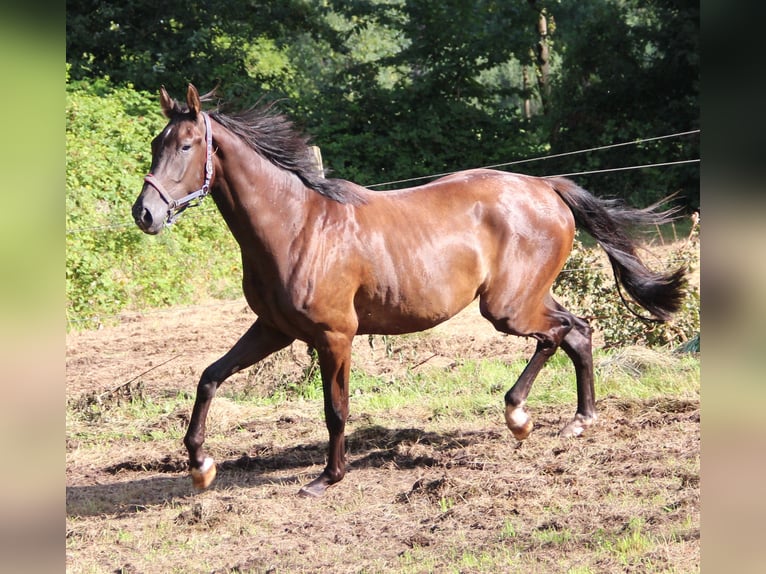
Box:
[591,518,660,570]
[348,348,698,421]
[211,346,699,426]
[66,389,190,444]
[68,347,699,452]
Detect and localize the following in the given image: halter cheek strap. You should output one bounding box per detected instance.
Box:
[143,112,214,225]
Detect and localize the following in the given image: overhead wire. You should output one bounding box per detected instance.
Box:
[364,129,700,188]
[549,158,700,178]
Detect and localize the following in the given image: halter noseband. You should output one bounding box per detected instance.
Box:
[143,112,214,226]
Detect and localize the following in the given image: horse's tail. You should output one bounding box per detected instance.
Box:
[548,176,687,322]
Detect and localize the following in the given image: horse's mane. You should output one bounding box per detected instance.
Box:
[170,91,365,205]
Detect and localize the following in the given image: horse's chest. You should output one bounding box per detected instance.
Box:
[240,262,335,339]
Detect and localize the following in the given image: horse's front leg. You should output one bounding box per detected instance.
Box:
[299,331,352,497]
[184,319,293,489]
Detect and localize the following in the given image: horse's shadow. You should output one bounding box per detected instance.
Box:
[66,425,503,518]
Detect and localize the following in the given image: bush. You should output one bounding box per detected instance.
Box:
[553,222,700,349]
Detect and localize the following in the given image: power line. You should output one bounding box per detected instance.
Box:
[365,129,700,189]
[549,158,700,178]
[487,129,699,170]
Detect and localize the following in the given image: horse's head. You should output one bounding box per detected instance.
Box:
[132,84,214,234]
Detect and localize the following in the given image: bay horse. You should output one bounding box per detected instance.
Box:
[132,85,686,497]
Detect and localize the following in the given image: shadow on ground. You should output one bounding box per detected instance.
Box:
[66,424,504,517]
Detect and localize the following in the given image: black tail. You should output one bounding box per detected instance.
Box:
[548,177,686,322]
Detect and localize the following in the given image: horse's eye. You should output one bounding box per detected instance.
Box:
[181,144,192,152]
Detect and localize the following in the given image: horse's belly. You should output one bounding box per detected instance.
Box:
[353,289,477,335]
[353,240,487,335]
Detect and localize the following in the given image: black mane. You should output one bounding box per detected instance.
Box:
[167,92,365,205]
[211,103,366,205]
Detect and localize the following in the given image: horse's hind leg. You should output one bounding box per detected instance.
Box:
[503,339,558,439]
[559,315,597,437]
[184,319,293,489]
[503,319,572,440]
[481,297,574,440]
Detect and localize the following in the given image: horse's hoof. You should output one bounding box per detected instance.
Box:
[559,414,597,438]
[298,473,338,497]
[505,404,534,441]
[298,483,325,498]
[190,457,217,490]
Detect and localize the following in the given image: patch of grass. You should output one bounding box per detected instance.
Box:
[592,517,657,569]
[212,345,698,428]
[454,548,508,571]
[595,347,700,399]
[349,347,698,425]
[527,347,698,409]
[397,548,439,573]
[397,544,521,574]
[499,519,517,541]
[616,527,653,563]
[67,389,191,448]
[533,525,574,546]
[438,496,455,513]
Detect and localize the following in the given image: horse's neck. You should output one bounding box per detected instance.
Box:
[211,134,312,259]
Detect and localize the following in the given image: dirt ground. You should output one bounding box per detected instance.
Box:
[66,299,699,573]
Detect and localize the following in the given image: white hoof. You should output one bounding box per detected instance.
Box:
[190,457,217,490]
[559,414,597,438]
[505,404,534,440]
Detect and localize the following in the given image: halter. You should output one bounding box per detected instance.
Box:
[143,112,214,226]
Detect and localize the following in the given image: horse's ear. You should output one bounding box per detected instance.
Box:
[159,86,174,118]
[186,84,201,117]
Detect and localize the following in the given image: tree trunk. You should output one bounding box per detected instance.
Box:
[535,7,551,114]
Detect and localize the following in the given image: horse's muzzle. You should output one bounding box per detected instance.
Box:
[132,197,164,235]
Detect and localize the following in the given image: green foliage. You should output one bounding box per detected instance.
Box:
[301,0,546,187]
[65,0,321,98]
[539,0,699,207]
[553,224,700,349]
[66,1,698,203]
[285,347,324,401]
[66,77,241,329]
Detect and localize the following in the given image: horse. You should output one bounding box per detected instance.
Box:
[132,84,686,497]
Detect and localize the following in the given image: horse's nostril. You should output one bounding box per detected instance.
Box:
[141,208,153,226]
[133,204,153,229]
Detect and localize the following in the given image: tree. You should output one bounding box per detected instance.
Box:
[66,0,337,98]
[304,0,546,186]
[539,0,699,207]
[66,0,698,206]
